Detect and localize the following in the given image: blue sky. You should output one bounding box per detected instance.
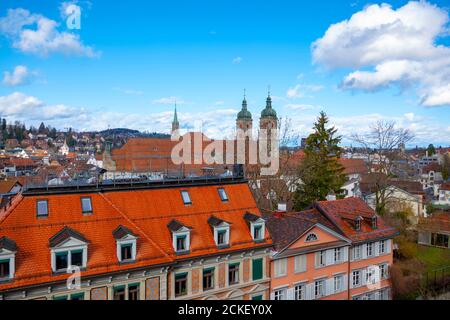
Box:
[0,0,449,146]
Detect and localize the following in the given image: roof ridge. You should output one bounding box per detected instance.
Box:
[98,192,172,261]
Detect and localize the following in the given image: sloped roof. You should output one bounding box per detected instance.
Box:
[0,236,17,251]
[315,197,398,243]
[49,226,89,247]
[112,225,138,239]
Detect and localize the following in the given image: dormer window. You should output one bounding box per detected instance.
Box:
[168,220,191,254]
[217,188,228,202]
[81,197,93,215]
[181,190,192,205]
[305,233,318,242]
[36,199,48,217]
[0,237,17,281]
[355,216,362,231]
[113,225,138,263]
[243,213,265,242]
[208,216,230,248]
[371,216,378,229]
[49,227,88,273]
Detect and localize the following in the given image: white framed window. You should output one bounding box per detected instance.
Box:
[116,239,137,262]
[52,247,87,273]
[251,221,265,241]
[334,275,343,293]
[366,242,375,257]
[273,288,286,300]
[314,279,325,298]
[380,263,389,279]
[379,240,386,254]
[274,258,287,277]
[305,233,318,242]
[294,255,307,273]
[171,227,191,253]
[315,250,326,268]
[352,270,362,288]
[294,284,305,300]
[0,255,15,280]
[81,197,93,214]
[334,247,343,263]
[213,222,230,247]
[353,245,362,260]
[180,190,192,205]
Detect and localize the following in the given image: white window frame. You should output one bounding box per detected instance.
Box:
[213,223,230,247]
[334,275,343,293]
[379,263,389,279]
[353,245,362,260]
[305,233,318,242]
[51,245,88,273]
[0,250,15,280]
[81,197,93,214]
[274,258,287,278]
[180,190,192,205]
[37,199,48,217]
[366,242,375,257]
[172,227,190,253]
[334,247,343,263]
[294,283,305,300]
[379,240,386,254]
[251,220,265,241]
[315,250,326,268]
[273,288,286,300]
[116,235,137,262]
[314,279,325,298]
[352,270,362,288]
[217,188,228,202]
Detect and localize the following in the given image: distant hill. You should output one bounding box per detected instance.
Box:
[99,128,140,135]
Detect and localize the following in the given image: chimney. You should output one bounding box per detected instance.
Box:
[277,202,287,212]
[326,192,336,201]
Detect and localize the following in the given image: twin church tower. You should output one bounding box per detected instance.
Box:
[171,90,278,135]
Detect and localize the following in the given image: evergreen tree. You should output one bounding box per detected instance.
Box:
[38,122,46,134]
[427,144,435,156]
[293,111,346,210]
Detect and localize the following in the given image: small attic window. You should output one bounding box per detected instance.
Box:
[217,188,228,202]
[372,216,378,229]
[305,233,318,242]
[355,218,361,231]
[181,190,192,205]
[36,199,48,217]
[81,197,93,214]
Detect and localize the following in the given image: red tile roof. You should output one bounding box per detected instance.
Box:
[440,182,450,191]
[338,158,368,175]
[0,181,271,291]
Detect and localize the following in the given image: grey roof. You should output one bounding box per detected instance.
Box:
[207,215,231,227]
[112,225,138,239]
[0,236,17,252]
[243,212,262,222]
[167,219,191,232]
[49,226,89,248]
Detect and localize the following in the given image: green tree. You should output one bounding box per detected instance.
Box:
[427,144,435,156]
[441,154,450,181]
[293,111,346,210]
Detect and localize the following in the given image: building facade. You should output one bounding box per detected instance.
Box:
[265,197,397,300]
[0,175,272,300]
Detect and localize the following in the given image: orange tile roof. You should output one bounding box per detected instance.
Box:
[0,181,271,291]
[338,158,368,175]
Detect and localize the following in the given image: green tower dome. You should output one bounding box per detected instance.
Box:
[237,97,252,120]
[261,95,277,118]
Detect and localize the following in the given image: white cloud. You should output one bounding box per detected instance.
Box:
[152,96,185,105]
[232,57,242,64]
[2,65,36,86]
[0,8,99,57]
[286,84,324,98]
[285,104,320,110]
[312,1,450,107]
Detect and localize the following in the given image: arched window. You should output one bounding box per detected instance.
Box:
[305,233,318,242]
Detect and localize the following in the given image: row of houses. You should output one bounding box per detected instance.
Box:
[0,172,397,300]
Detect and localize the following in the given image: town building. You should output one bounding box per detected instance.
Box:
[0,172,272,300]
[265,197,397,300]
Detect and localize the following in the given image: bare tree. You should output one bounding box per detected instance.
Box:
[351,120,414,215]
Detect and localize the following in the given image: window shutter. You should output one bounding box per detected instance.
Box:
[314,252,319,268]
[301,255,307,272]
[361,269,367,286]
[386,239,391,253]
[342,274,348,292]
[374,241,380,256]
[252,258,263,281]
[305,283,313,300]
[326,250,333,265]
[270,292,275,300]
[286,287,294,300]
[343,247,349,262]
[326,278,334,296]
[361,244,367,259]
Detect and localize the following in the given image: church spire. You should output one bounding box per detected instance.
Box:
[172,102,179,132]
